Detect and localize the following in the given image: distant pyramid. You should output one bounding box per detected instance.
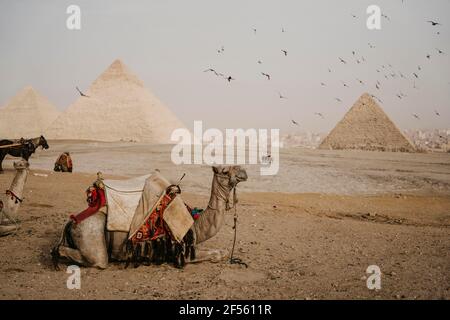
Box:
[319,93,416,152]
[0,86,60,139]
[46,59,186,143]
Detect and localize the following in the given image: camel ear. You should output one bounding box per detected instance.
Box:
[212,166,220,173]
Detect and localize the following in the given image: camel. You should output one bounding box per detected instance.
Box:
[0,159,29,236]
[52,165,248,269]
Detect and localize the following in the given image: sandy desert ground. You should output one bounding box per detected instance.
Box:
[0,141,449,300]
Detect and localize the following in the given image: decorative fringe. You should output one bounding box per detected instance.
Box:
[125,229,196,269]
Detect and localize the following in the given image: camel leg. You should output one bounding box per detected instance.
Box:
[187,248,229,264]
[0,224,18,237]
[57,246,90,267]
[0,152,5,173]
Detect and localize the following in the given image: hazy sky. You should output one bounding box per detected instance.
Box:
[0,0,449,133]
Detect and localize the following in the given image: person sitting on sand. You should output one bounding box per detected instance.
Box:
[54,152,73,173]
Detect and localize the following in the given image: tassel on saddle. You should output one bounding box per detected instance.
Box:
[124,228,195,269]
[124,177,196,269]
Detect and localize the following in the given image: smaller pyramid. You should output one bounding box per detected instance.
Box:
[319,93,416,152]
[0,86,60,139]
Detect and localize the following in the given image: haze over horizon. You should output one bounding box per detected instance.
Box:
[0,0,449,134]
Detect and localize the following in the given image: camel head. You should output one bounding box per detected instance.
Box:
[13,159,29,170]
[39,135,49,149]
[212,165,248,189]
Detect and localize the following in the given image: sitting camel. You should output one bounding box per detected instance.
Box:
[52,165,248,269]
[0,159,29,236]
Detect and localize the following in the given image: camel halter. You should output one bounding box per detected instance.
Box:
[207,173,238,211]
[6,190,23,204]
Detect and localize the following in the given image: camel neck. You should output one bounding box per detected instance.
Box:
[193,174,230,244]
[2,168,28,220]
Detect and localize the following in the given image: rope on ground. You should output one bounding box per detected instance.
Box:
[229,193,248,268]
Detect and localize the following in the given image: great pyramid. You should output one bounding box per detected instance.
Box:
[319,93,416,152]
[46,59,186,143]
[0,86,60,139]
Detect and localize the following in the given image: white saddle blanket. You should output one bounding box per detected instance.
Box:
[103,174,151,232]
[103,173,194,242]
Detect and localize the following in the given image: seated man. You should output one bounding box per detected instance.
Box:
[54,152,73,172]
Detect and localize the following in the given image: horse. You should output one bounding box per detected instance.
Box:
[0,135,49,173]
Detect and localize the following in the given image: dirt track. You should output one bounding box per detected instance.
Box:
[0,166,449,300]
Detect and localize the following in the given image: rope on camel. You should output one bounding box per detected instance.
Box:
[229,187,248,268]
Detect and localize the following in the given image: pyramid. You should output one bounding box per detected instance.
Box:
[0,86,60,139]
[46,59,186,143]
[319,93,416,152]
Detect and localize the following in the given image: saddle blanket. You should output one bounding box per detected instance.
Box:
[103,174,151,232]
[129,173,194,243]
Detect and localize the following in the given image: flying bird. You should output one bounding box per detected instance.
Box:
[436,48,445,54]
[427,20,441,26]
[435,110,440,116]
[252,28,257,35]
[357,79,364,85]
[335,98,342,103]
[339,57,347,64]
[412,113,420,120]
[261,72,271,80]
[217,46,225,54]
[278,92,287,99]
[371,95,383,104]
[203,68,222,77]
[226,76,235,82]
[314,112,324,119]
[320,82,326,87]
[426,54,431,59]
[257,60,263,64]
[204,68,216,73]
[413,73,419,79]
[281,50,288,56]
[76,86,89,97]
[342,81,349,88]
[291,119,300,126]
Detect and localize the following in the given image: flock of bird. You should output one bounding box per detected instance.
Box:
[201,5,447,128]
[323,16,446,124]
[322,17,446,123]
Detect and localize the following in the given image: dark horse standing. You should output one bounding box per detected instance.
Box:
[0,135,49,173]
